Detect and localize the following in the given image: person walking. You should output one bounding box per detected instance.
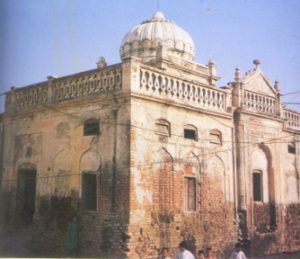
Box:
[229,242,247,259]
[175,241,195,259]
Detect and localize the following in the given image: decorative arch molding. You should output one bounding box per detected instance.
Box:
[183,151,202,182]
[53,148,72,172]
[79,147,102,173]
[153,147,174,164]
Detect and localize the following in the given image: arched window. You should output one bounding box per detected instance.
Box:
[184,124,198,141]
[209,129,222,145]
[288,142,296,154]
[155,119,170,137]
[84,118,99,136]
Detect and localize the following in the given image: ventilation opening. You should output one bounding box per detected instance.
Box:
[209,130,222,145]
[155,121,170,137]
[84,119,99,136]
[288,143,296,154]
[184,129,197,140]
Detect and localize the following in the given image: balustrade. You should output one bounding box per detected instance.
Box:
[283,109,300,130]
[243,90,278,116]
[5,66,122,112]
[140,68,228,112]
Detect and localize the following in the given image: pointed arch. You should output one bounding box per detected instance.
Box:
[184,151,202,182]
[79,148,102,173]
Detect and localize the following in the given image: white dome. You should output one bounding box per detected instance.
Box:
[120,12,195,62]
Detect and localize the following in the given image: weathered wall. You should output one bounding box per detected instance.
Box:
[126,97,236,258]
[236,111,300,256]
[1,94,131,257]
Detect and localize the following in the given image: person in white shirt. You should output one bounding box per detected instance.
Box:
[230,242,247,259]
[175,241,195,259]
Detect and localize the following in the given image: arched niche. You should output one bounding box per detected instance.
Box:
[285,164,298,203]
[152,147,174,212]
[251,144,276,229]
[56,122,71,139]
[207,155,227,199]
[79,148,101,173]
[53,148,72,197]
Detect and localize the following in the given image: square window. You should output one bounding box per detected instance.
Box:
[184,129,197,140]
[84,120,99,136]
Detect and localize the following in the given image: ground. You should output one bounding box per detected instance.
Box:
[0,224,299,258]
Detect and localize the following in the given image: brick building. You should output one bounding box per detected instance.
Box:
[0,12,299,258]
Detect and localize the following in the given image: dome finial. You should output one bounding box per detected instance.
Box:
[152,0,165,20]
[152,11,165,20]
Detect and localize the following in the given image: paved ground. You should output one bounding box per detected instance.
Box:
[0,224,36,257]
[0,224,299,258]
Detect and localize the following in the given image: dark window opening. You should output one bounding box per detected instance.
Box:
[185,177,196,211]
[288,143,296,154]
[184,129,197,140]
[253,172,263,202]
[82,173,97,211]
[84,119,99,136]
[26,147,32,158]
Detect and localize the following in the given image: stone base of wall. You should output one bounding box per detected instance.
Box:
[125,205,237,259]
[249,203,300,257]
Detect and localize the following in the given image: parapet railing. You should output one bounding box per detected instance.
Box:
[243,90,279,117]
[283,108,300,131]
[5,65,122,112]
[139,67,229,113]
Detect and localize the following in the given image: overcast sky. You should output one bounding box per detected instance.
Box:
[1,0,299,112]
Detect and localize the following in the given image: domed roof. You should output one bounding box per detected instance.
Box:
[120,12,195,62]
